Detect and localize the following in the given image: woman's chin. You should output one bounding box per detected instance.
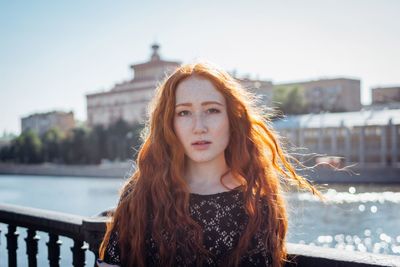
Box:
[186,154,215,164]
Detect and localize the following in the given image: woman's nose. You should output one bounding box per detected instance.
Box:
[193,113,208,134]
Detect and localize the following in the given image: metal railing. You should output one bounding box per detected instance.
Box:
[0,203,105,267]
[1,203,399,267]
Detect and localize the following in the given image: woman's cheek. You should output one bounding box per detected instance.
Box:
[180,119,192,135]
[175,118,192,146]
[213,116,229,134]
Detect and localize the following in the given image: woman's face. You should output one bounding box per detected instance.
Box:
[173,76,230,164]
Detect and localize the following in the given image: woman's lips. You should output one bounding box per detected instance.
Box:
[192,141,211,150]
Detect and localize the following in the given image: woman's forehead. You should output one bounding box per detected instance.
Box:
[175,76,226,104]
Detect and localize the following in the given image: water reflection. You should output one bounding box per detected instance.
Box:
[349,186,356,194]
[312,232,400,254]
[293,189,400,204]
[287,184,400,256]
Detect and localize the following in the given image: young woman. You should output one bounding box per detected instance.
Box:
[98,62,319,267]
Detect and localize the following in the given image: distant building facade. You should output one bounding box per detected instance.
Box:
[372,86,400,104]
[21,111,75,136]
[274,109,400,167]
[86,44,274,128]
[277,78,361,113]
[86,44,181,128]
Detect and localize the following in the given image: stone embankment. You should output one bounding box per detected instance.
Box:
[0,162,134,179]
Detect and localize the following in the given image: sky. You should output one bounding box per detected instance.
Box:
[1,0,399,135]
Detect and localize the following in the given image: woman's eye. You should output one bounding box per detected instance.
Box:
[207,108,220,114]
[177,110,190,116]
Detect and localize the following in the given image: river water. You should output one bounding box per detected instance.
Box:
[0,175,399,266]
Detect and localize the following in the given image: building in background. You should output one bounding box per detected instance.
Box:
[362,85,400,111]
[21,111,75,136]
[86,44,181,128]
[276,78,361,113]
[273,109,400,167]
[86,44,274,128]
[371,86,400,105]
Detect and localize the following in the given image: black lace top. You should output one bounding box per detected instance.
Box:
[103,186,271,266]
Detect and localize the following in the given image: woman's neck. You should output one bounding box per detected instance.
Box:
[184,155,240,194]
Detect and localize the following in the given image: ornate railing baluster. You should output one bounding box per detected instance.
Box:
[25,228,40,267]
[6,224,19,267]
[71,239,86,267]
[47,233,62,267]
[81,218,108,267]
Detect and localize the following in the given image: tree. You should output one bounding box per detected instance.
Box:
[0,146,12,162]
[107,119,131,161]
[86,125,108,164]
[0,119,146,165]
[13,130,43,163]
[272,85,308,115]
[127,122,145,161]
[59,127,90,164]
[42,127,64,163]
[71,128,90,164]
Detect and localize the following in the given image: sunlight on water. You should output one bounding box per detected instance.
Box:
[349,186,356,194]
[312,232,400,255]
[286,184,400,256]
[293,189,400,204]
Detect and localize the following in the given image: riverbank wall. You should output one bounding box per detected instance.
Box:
[299,166,400,184]
[0,162,399,183]
[0,162,134,179]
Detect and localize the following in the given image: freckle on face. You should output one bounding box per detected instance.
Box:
[173,76,230,164]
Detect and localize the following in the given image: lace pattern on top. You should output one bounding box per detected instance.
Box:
[103,187,271,266]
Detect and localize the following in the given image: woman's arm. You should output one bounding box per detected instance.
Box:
[101,230,122,265]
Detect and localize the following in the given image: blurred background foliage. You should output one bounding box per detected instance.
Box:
[272,85,308,115]
[0,119,144,164]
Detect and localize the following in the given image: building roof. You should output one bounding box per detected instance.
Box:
[86,44,181,97]
[21,111,74,120]
[130,43,181,69]
[276,77,360,86]
[372,85,400,90]
[273,109,400,129]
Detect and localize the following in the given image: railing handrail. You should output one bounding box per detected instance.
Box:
[0,203,90,240]
[0,203,109,260]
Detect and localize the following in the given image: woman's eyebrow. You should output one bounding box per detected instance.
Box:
[175,101,224,107]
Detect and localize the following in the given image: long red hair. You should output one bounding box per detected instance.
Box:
[99,62,319,267]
